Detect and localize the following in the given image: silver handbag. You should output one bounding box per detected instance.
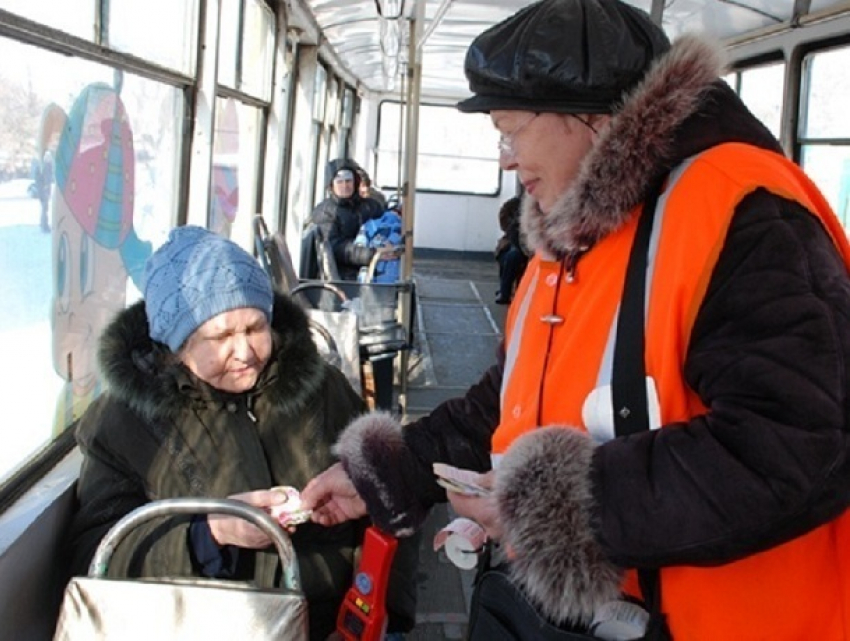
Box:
[53,498,308,641]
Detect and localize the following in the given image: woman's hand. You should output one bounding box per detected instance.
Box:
[207,488,293,548]
[445,470,503,541]
[300,462,367,526]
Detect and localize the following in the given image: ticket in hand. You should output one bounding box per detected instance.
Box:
[433,463,492,496]
[268,486,312,527]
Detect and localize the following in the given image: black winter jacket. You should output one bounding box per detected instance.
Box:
[334,35,850,623]
[311,194,383,280]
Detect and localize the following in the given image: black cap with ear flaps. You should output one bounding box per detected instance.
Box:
[457,0,670,115]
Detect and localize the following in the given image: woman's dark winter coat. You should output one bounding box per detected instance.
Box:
[68,294,366,640]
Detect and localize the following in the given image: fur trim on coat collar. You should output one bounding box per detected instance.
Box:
[522,35,726,258]
[497,427,622,626]
[97,293,326,424]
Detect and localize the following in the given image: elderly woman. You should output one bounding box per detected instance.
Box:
[67,225,365,641]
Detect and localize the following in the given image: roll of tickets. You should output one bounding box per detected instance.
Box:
[433,517,487,570]
[268,486,312,527]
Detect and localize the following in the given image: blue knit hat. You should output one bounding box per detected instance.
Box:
[143,226,274,352]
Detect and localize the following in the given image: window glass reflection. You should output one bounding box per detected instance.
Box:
[0,37,182,484]
[109,0,199,74]
[240,0,274,99]
[210,97,261,251]
[0,0,94,41]
[739,62,784,139]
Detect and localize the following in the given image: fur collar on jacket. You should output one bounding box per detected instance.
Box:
[97,293,326,424]
[522,35,781,259]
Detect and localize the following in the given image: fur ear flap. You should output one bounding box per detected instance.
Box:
[497,427,623,626]
[333,411,427,536]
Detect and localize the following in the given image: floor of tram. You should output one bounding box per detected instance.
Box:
[397,249,508,640]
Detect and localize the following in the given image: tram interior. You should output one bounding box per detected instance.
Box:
[1,0,850,639]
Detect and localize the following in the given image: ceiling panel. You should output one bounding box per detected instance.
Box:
[292,0,850,98]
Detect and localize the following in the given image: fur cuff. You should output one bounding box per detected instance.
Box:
[333,412,427,536]
[497,427,622,626]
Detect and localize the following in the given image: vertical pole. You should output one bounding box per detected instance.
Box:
[397,2,423,415]
[650,0,664,25]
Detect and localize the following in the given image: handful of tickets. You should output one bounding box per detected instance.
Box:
[432,463,492,497]
[268,486,312,527]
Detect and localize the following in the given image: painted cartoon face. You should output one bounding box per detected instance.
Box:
[50,82,150,405]
[51,194,127,395]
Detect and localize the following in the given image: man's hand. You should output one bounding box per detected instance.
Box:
[300,462,368,526]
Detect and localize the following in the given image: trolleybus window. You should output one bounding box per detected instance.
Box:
[210,97,263,247]
[375,102,500,195]
[219,0,274,99]
[0,0,94,41]
[739,62,785,139]
[109,0,199,74]
[240,0,275,99]
[0,36,183,485]
[799,45,850,224]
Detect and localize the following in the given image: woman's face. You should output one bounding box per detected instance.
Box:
[179,307,272,394]
[491,110,599,214]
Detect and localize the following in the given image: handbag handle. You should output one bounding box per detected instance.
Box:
[88,497,301,592]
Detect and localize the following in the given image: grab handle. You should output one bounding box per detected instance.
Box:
[88,497,301,591]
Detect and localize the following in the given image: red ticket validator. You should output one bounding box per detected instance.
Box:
[336,526,398,641]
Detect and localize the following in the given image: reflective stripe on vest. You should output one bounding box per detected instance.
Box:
[493,142,850,640]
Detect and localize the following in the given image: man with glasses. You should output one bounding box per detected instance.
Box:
[303,1,850,638]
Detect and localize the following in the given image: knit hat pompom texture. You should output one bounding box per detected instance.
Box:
[143,226,274,352]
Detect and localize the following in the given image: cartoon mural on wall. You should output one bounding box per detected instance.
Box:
[49,76,151,433]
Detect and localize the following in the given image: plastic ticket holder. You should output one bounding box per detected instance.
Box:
[336,526,398,640]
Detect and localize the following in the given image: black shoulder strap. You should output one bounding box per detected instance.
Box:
[612,184,660,436]
[611,180,672,641]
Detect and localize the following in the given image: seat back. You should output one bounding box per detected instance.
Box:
[254,215,299,293]
[316,237,341,281]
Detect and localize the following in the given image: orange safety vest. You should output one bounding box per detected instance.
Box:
[495,143,850,640]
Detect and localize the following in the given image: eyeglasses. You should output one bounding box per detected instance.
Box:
[570,114,598,134]
[497,113,598,158]
[497,113,539,158]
